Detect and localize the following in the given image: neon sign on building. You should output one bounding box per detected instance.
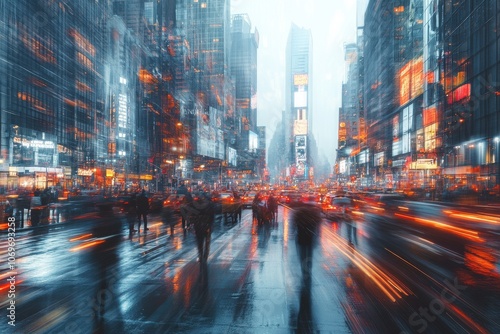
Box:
[118,93,127,129]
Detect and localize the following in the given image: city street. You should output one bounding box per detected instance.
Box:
[2,203,500,333]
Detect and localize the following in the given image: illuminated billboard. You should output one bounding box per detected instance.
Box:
[339,160,346,174]
[423,107,438,127]
[228,147,237,166]
[249,131,258,152]
[295,135,306,148]
[294,91,307,108]
[446,83,470,105]
[293,119,308,135]
[295,135,307,175]
[197,107,224,159]
[293,74,308,86]
[296,147,306,160]
[296,161,305,176]
[398,57,423,106]
[410,159,438,170]
[118,93,127,128]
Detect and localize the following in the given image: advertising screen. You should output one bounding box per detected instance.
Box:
[293,119,308,136]
[293,74,308,86]
[398,57,423,106]
[249,131,258,152]
[296,147,306,160]
[295,135,307,175]
[197,107,224,159]
[294,91,307,108]
[228,147,237,166]
[295,135,306,148]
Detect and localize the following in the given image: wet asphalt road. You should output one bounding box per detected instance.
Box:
[1,203,500,333]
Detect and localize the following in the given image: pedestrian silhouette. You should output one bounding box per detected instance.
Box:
[125,193,137,233]
[136,190,149,232]
[161,204,176,236]
[267,193,278,223]
[296,276,314,333]
[184,193,215,264]
[292,203,321,283]
[343,206,357,245]
[90,201,124,333]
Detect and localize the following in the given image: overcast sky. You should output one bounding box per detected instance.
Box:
[231,0,368,165]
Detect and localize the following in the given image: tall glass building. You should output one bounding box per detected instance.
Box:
[230,14,259,152]
[440,0,500,191]
[0,0,110,190]
[285,23,313,181]
[175,0,232,176]
[363,0,424,189]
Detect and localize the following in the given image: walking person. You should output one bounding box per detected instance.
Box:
[161,204,175,236]
[343,205,357,245]
[184,192,215,263]
[267,193,278,223]
[136,190,149,232]
[125,193,137,233]
[91,201,122,323]
[292,203,321,283]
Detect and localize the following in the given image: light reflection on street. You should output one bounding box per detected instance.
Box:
[395,212,483,241]
[3,203,500,333]
[321,227,411,302]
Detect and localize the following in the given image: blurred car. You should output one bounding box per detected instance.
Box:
[322,196,358,221]
[212,192,242,215]
[366,193,406,214]
[299,193,321,207]
[163,194,186,213]
[148,194,165,213]
[279,191,301,204]
[242,191,258,208]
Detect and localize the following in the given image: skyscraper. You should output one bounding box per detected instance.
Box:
[230,14,259,151]
[176,0,232,166]
[285,23,312,180]
[0,0,110,190]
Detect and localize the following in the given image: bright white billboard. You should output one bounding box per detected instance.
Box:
[294,91,307,108]
[249,131,258,152]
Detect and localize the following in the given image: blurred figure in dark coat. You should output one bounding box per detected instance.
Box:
[183,193,215,263]
[91,201,122,318]
[292,203,321,283]
[161,204,176,236]
[125,193,137,233]
[136,190,149,232]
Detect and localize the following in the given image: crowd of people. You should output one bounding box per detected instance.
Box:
[28,183,334,276]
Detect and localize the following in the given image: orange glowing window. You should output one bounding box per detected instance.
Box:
[447,83,471,104]
[69,29,96,57]
[21,35,56,63]
[423,107,438,127]
[17,92,47,112]
[76,81,92,92]
[77,52,93,70]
